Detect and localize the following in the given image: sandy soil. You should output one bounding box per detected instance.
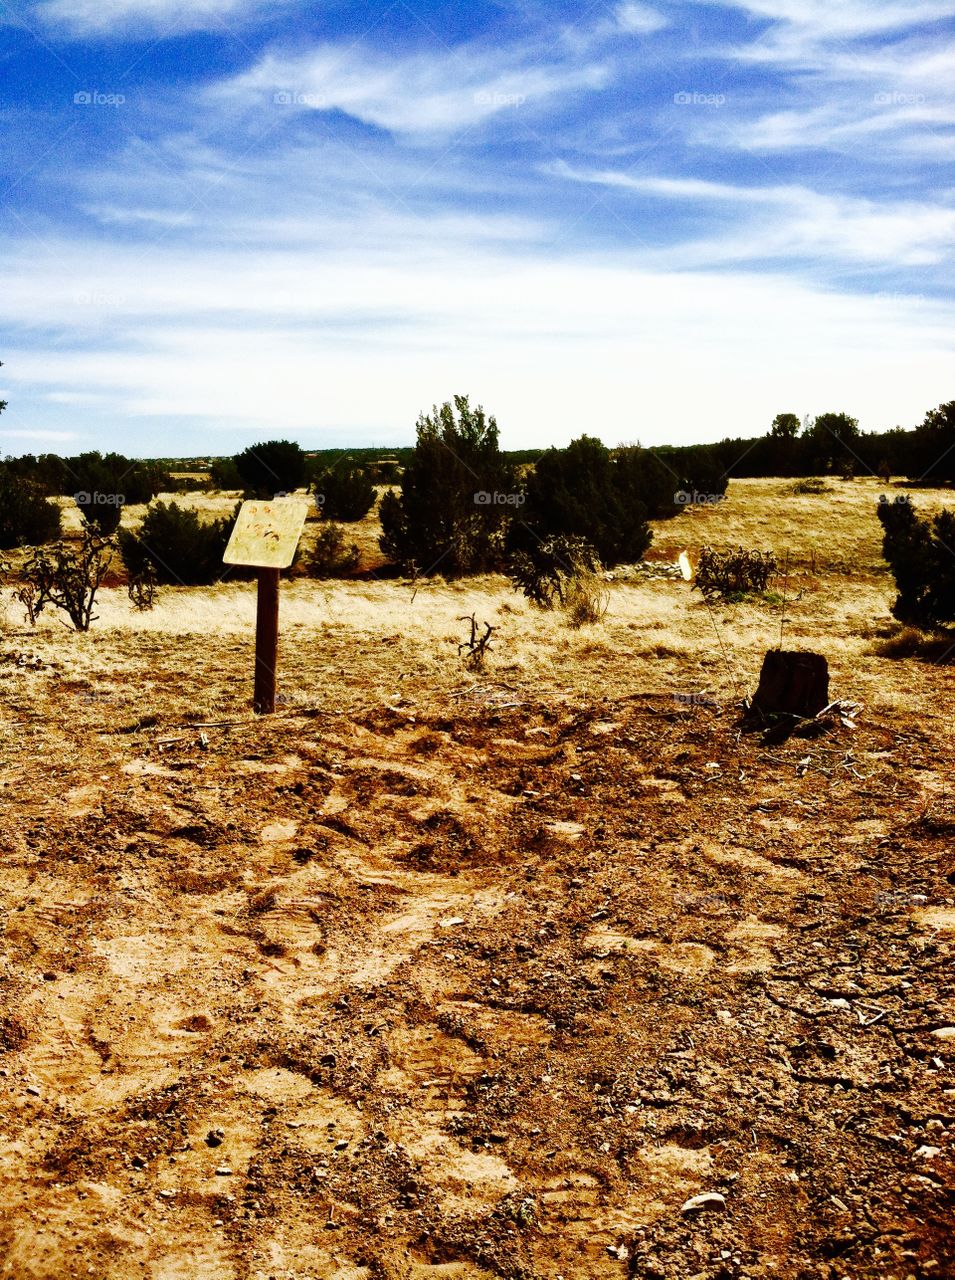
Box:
[1,478,953,1280]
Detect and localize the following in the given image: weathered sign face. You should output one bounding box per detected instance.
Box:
[223,499,310,569]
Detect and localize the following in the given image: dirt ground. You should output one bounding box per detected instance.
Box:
[1,478,953,1279]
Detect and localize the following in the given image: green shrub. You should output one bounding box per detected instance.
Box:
[519,436,651,567]
[118,501,236,585]
[209,457,243,489]
[379,396,516,575]
[313,466,377,522]
[878,495,955,626]
[0,470,62,548]
[76,493,123,535]
[509,535,602,608]
[234,440,305,497]
[307,523,360,578]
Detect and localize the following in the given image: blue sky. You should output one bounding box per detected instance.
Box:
[1,0,953,455]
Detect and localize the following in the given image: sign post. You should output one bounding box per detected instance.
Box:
[223,499,309,715]
[253,567,281,714]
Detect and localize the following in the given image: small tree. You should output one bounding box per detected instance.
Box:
[0,470,62,548]
[519,436,652,567]
[76,493,123,535]
[209,456,243,489]
[805,412,860,473]
[313,465,377,522]
[878,496,955,625]
[912,401,955,484]
[307,523,361,578]
[771,413,801,439]
[379,395,517,575]
[234,440,305,497]
[22,528,114,631]
[118,501,236,585]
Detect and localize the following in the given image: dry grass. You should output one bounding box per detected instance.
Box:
[650,475,955,575]
[5,475,955,725]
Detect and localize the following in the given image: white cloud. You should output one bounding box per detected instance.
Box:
[550,163,955,267]
[1,229,952,450]
[0,427,78,440]
[35,0,262,36]
[615,3,669,34]
[212,41,610,137]
[713,0,955,41]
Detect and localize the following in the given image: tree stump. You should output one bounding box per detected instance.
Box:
[751,650,829,719]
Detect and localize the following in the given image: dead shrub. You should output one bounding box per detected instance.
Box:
[694,546,778,600]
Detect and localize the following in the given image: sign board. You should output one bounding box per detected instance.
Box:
[223,499,310,570]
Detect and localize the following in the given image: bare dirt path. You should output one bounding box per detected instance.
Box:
[2,655,953,1279]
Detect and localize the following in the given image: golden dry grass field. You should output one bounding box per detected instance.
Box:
[1,477,953,1280]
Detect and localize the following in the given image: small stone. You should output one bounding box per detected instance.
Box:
[487,1132,507,1144]
[931,1027,955,1040]
[131,1155,146,1169]
[334,1140,349,1151]
[916,1146,941,1159]
[439,917,465,928]
[680,1192,726,1214]
[206,1129,225,1148]
[26,1085,41,1097]
[215,1167,233,1177]
[42,972,56,982]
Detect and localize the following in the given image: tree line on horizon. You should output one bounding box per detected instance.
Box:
[3,372,955,627]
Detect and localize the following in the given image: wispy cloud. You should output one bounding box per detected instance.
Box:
[211,39,611,138]
[709,0,955,41]
[551,163,955,267]
[33,0,267,37]
[0,426,78,440]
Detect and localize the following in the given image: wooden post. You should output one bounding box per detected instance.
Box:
[222,500,308,713]
[751,649,829,719]
[253,567,280,715]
